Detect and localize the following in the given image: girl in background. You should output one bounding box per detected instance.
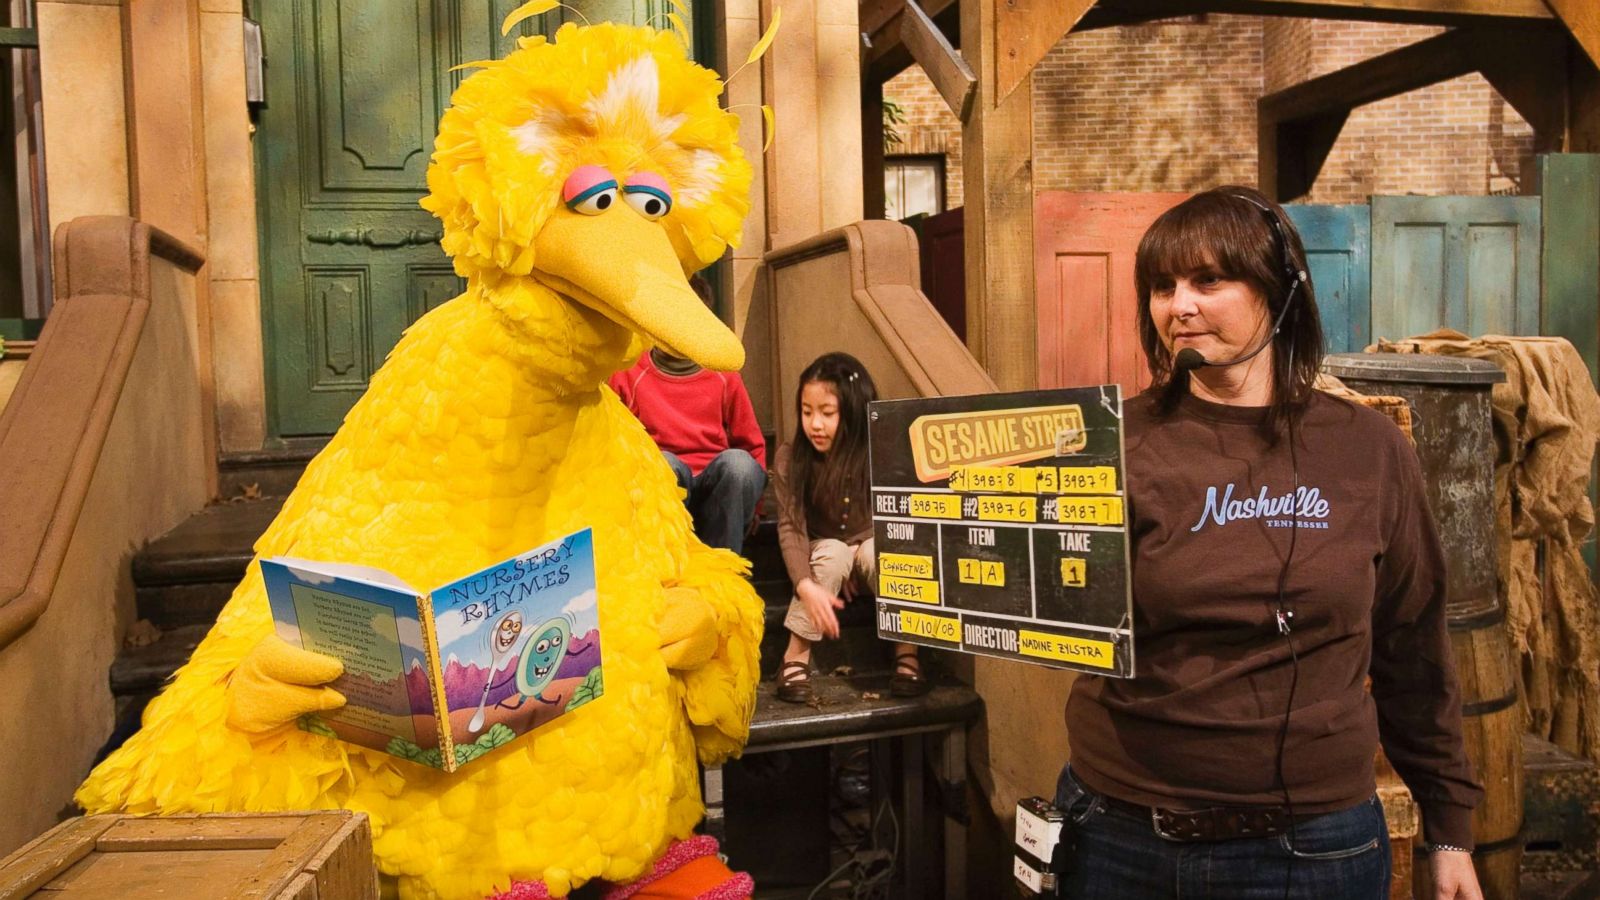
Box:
[771,352,928,704]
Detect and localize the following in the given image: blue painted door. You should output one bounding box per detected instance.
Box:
[1370,195,1541,344]
[1285,204,1370,354]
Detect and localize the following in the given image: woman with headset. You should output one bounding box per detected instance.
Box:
[1052,186,1483,899]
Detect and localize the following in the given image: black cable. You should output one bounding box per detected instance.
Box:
[1274,341,1303,900]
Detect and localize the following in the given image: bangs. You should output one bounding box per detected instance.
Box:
[1135,195,1276,295]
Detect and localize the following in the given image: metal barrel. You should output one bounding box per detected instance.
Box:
[1322,352,1520,900]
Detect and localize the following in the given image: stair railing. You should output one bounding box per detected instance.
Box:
[759,220,996,442]
[0,216,208,649]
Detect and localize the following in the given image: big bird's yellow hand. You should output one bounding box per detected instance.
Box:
[659,586,719,671]
[225,636,346,733]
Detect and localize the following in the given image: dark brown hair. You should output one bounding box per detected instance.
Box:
[688,273,714,308]
[1134,185,1325,440]
[789,352,876,523]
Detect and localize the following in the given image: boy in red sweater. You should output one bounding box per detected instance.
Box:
[609,276,767,554]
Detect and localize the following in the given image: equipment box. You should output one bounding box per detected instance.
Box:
[0,811,377,899]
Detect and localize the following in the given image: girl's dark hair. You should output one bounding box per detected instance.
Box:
[1134,185,1325,441]
[790,352,877,519]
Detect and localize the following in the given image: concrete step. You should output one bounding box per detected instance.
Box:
[110,623,208,696]
[131,498,283,626]
[217,441,323,500]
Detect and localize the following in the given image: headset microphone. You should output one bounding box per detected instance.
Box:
[1171,278,1302,373]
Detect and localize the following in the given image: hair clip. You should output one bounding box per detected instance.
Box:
[846,372,859,382]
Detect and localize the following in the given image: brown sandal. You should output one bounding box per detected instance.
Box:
[889,652,931,698]
[776,659,814,704]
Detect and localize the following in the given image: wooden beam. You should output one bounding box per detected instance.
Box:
[1092,0,1553,27]
[1259,29,1484,123]
[1260,110,1349,201]
[1477,28,1569,152]
[961,0,1034,386]
[901,0,976,120]
[1570,48,1600,152]
[862,0,960,84]
[1257,27,1485,198]
[1544,0,1600,69]
[863,79,886,219]
[995,0,1096,104]
[1259,25,1575,196]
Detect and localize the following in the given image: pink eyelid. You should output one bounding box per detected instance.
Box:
[562,165,617,203]
[624,171,671,198]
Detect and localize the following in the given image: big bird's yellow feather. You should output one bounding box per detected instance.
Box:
[79,23,762,899]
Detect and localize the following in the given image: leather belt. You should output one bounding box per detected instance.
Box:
[1099,794,1300,842]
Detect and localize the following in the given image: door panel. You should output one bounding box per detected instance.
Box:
[1371,195,1540,345]
[1538,154,1600,573]
[1034,192,1189,393]
[917,206,965,341]
[1540,154,1600,384]
[1284,204,1369,354]
[259,0,678,436]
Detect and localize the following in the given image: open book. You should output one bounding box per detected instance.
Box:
[261,527,603,772]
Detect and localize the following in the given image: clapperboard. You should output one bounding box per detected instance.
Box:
[867,386,1134,677]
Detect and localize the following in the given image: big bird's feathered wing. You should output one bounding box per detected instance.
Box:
[80,23,763,900]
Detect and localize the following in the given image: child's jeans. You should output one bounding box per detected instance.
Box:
[783,538,875,641]
[662,449,766,555]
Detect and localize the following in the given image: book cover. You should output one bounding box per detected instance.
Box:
[261,527,603,772]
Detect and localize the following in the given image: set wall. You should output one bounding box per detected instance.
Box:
[0,357,21,408]
[0,256,211,855]
[198,0,266,453]
[39,0,268,457]
[38,0,130,228]
[884,15,1535,205]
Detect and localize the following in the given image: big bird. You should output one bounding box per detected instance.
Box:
[79,22,765,900]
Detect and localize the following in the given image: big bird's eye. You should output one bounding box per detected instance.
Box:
[624,172,673,220]
[563,165,619,216]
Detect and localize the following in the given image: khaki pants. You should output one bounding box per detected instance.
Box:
[784,538,876,642]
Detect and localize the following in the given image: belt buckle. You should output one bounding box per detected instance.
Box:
[1150,807,1206,842]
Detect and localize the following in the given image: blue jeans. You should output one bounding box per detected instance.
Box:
[1053,766,1390,899]
[663,449,766,555]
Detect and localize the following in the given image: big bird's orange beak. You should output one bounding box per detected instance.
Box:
[530,205,745,371]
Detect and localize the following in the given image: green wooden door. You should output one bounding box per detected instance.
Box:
[1370,195,1542,344]
[1538,154,1600,573]
[257,1,685,437]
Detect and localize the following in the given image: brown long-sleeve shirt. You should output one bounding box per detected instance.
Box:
[771,442,873,586]
[1066,391,1483,847]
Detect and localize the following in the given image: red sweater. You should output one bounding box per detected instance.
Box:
[608,355,767,475]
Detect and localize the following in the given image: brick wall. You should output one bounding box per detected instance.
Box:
[884,64,964,208]
[1032,15,1263,192]
[881,15,1535,206]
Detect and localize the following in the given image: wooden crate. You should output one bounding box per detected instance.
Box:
[1522,733,1600,874]
[1377,749,1420,900]
[0,811,377,900]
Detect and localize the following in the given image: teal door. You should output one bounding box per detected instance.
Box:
[1370,195,1542,344]
[1285,204,1370,354]
[257,1,685,437]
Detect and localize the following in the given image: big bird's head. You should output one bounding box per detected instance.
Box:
[423,22,751,371]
